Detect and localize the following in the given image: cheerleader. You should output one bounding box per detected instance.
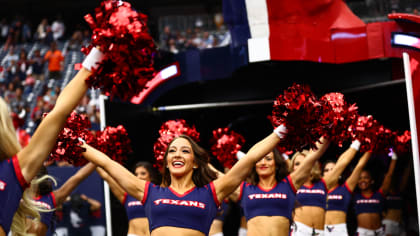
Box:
[291,140,359,235]
[382,160,411,236]
[81,125,291,236]
[323,142,371,235]
[232,138,329,236]
[354,152,397,236]
[96,162,159,236]
[28,163,96,236]
[0,47,100,236]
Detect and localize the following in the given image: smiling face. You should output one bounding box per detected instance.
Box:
[256,152,276,178]
[166,137,197,177]
[358,170,373,191]
[135,166,150,181]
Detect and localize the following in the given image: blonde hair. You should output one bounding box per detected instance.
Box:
[0,98,21,161]
[290,149,322,183]
[0,97,42,236]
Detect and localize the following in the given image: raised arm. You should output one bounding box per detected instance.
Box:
[380,152,398,195]
[82,143,147,202]
[213,126,285,203]
[17,68,91,182]
[289,137,330,189]
[323,141,359,189]
[345,152,372,191]
[81,194,102,211]
[17,49,104,183]
[53,162,97,206]
[399,158,412,193]
[208,163,241,202]
[96,167,126,203]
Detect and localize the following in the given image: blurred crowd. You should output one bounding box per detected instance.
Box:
[158,25,231,54]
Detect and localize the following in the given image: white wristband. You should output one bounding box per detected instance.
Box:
[391,152,398,160]
[282,153,289,160]
[78,137,86,145]
[350,140,361,151]
[273,124,287,139]
[236,151,246,160]
[82,47,105,71]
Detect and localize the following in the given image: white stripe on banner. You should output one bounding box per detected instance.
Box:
[245,0,271,62]
[245,0,269,38]
[248,37,270,62]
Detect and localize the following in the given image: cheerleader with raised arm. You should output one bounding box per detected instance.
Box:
[28,163,97,236]
[322,141,372,235]
[0,47,100,236]
[231,140,329,236]
[353,151,398,236]
[96,161,160,236]
[81,124,302,236]
[382,159,411,236]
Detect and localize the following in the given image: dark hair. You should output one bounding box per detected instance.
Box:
[162,135,217,187]
[36,166,53,196]
[361,168,372,178]
[132,161,161,185]
[357,168,378,192]
[70,193,85,214]
[249,148,290,185]
[322,159,336,175]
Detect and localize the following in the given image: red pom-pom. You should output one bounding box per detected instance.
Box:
[83,0,156,101]
[348,115,381,152]
[49,112,92,166]
[373,126,396,154]
[319,92,358,147]
[153,119,200,169]
[394,130,411,154]
[271,84,323,151]
[210,127,245,169]
[96,125,132,164]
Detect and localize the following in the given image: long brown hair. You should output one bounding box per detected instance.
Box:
[249,148,289,185]
[161,135,217,187]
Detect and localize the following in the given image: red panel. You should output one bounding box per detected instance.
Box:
[388,13,420,25]
[250,1,420,63]
[265,0,369,63]
[366,23,385,59]
[331,27,369,63]
[269,36,335,62]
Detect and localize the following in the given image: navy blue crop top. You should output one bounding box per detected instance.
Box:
[0,155,29,233]
[142,182,220,235]
[239,175,297,221]
[215,200,228,221]
[385,192,403,210]
[353,190,385,215]
[34,192,57,230]
[296,179,327,209]
[123,193,146,220]
[326,182,353,212]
